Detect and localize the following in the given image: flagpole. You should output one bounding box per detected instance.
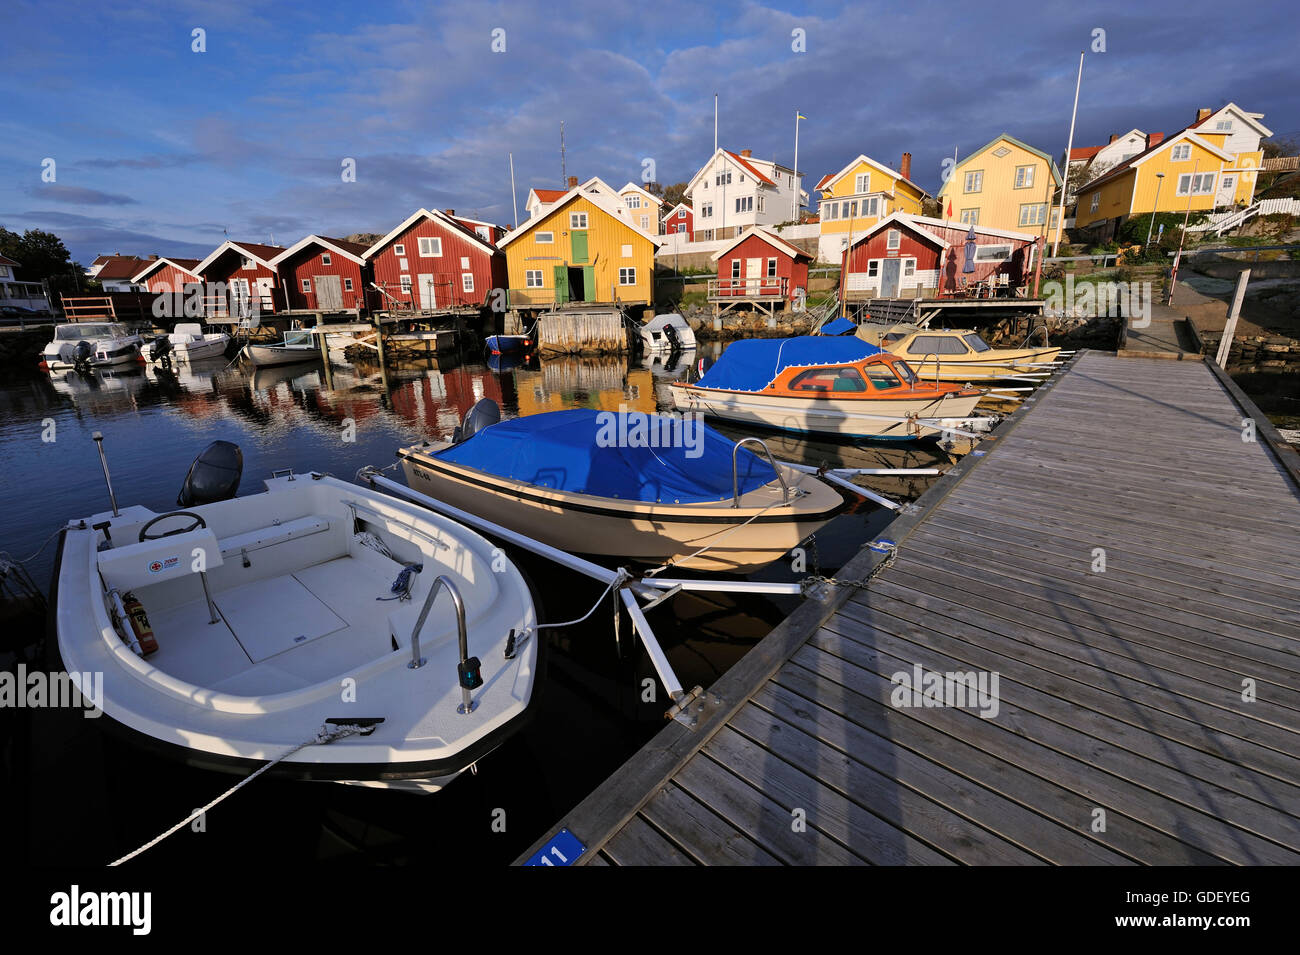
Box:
[1053,51,1084,257]
[792,112,801,221]
[714,94,718,153]
[509,152,519,228]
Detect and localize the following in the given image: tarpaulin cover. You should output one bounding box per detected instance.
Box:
[694,335,882,392]
[819,317,857,336]
[434,409,778,503]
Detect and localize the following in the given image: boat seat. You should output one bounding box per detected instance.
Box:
[218,515,331,559]
[832,377,864,392]
[98,529,224,593]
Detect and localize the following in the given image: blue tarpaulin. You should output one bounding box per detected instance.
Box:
[433,409,778,504]
[694,336,882,392]
[819,317,857,336]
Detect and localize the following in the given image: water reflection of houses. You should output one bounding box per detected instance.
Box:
[386,363,510,438]
[514,358,655,416]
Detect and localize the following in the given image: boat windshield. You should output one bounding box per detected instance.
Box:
[56,324,123,340]
[283,330,313,347]
[863,364,904,390]
[963,333,992,353]
[789,366,868,392]
[892,360,919,385]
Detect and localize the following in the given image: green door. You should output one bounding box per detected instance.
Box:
[571,231,588,264]
[553,265,569,304]
[583,266,597,302]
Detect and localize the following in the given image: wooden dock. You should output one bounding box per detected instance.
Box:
[518,350,1300,865]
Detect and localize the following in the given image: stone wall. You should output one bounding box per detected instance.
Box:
[1190,320,1300,373]
[0,328,53,367]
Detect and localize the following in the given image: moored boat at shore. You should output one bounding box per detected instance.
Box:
[41,322,143,370]
[240,329,320,366]
[855,323,1060,381]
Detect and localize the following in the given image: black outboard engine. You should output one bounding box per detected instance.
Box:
[177,440,243,507]
[149,336,173,363]
[73,340,95,368]
[451,398,501,444]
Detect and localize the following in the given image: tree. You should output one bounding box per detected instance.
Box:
[658,182,690,209]
[0,227,74,282]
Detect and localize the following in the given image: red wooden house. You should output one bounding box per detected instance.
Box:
[708,227,811,314]
[446,212,505,245]
[271,236,370,312]
[192,240,286,317]
[662,202,693,238]
[844,213,1038,300]
[131,257,202,294]
[364,208,507,311]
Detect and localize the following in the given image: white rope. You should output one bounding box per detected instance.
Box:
[534,569,632,631]
[109,724,368,866]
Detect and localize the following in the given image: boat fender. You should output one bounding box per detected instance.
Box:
[121,592,159,656]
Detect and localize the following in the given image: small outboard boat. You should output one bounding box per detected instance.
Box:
[240,329,320,367]
[51,435,539,792]
[148,336,173,364]
[397,403,846,573]
[485,333,533,355]
[640,314,696,353]
[41,322,143,370]
[166,322,231,362]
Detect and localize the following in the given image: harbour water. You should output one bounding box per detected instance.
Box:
[0,344,959,865]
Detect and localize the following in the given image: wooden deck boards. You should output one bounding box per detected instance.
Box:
[518,352,1300,865]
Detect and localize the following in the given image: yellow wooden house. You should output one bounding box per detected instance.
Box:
[500,185,660,309]
[815,153,930,246]
[935,134,1063,239]
[1074,105,1269,237]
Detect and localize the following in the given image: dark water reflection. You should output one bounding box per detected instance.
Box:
[1,343,958,865]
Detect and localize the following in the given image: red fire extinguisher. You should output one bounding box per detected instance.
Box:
[121,592,159,656]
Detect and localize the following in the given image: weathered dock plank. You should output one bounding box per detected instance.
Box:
[516,352,1300,865]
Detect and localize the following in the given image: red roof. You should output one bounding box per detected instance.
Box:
[316,237,371,257]
[0,253,20,268]
[94,255,153,280]
[814,173,834,191]
[233,242,286,262]
[1069,145,1104,162]
[725,150,776,186]
[533,188,566,202]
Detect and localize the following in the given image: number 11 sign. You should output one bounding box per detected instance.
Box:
[524,828,587,866]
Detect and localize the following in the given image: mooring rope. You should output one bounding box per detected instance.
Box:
[109,723,371,866]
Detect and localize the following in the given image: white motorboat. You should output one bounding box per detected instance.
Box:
[240,329,320,367]
[52,437,540,793]
[41,322,143,370]
[164,322,231,362]
[640,313,696,353]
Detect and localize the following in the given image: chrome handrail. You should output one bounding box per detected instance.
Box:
[407,575,474,714]
[914,352,942,383]
[732,437,790,508]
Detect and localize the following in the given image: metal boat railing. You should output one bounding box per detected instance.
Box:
[407,574,476,715]
[731,438,790,508]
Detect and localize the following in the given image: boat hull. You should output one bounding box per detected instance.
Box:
[904,346,1061,381]
[173,337,230,362]
[669,383,984,439]
[241,343,320,366]
[398,444,846,574]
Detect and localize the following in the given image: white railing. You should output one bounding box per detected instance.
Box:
[708,277,790,299]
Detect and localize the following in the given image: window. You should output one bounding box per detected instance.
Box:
[735,196,753,213]
[992,146,1011,158]
[321,253,331,265]
[619,267,636,285]
[823,203,837,221]
[678,210,687,219]
[1176,172,1216,196]
[1215,120,1232,131]
[960,208,979,225]
[537,231,554,244]
[418,237,441,256]
[887,229,901,250]
[790,366,867,392]
[525,270,543,288]
[640,216,648,229]
[731,260,741,280]
[1171,143,1191,161]
[855,173,870,193]
[1018,203,1047,226]
[1014,165,1035,189]
[908,335,968,356]
[963,170,983,193]
[701,202,713,218]
[462,273,474,293]
[757,196,764,213]
[861,196,879,218]
[1089,192,1100,213]
[241,256,255,270]
[399,275,412,294]
[301,279,311,292]
[739,174,745,182]
[476,226,490,240]
[867,261,879,278]
[626,195,641,209]
[903,259,915,277]
[975,244,1013,262]
[766,258,777,277]
[621,244,633,258]
[715,170,732,186]
[570,212,588,229]
[676,224,686,234]
[460,256,470,269]
[394,243,405,256]
[344,278,353,291]
[963,334,991,353]
[863,364,903,390]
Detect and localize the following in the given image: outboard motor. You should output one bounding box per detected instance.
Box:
[149,336,173,363]
[61,340,95,368]
[177,440,243,507]
[451,398,501,444]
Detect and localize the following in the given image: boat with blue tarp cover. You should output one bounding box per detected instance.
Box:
[669,335,985,440]
[396,404,846,573]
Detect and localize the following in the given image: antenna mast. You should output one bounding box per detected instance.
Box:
[560,121,566,186]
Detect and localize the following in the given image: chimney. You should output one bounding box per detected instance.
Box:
[567,176,578,188]
[900,152,912,180]
[444,209,455,216]
[1196,108,1212,123]
[1108,134,1118,144]
[740,149,752,158]
[149,254,159,260]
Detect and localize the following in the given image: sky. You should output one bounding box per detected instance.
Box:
[1,0,1296,266]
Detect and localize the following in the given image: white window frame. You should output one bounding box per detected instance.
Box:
[640,215,648,229]
[1090,192,1100,213]
[974,244,1013,262]
[731,260,741,280]
[618,267,636,286]
[536,231,554,244]
[626,195,641,209]
[854,173,870,193]
[570,212,588,229]
[525,270,543,288]
[321,253,331,265]
[418,237,442,257]
[461,273,474,293]
[301,278,311,292]
[394,243,405,256]
[766,257,777,278]
[861,196,879,218]
[886,229,901,250]
[701,202,713,218]
[1014,165,1035,189]
[960,208,979,225]
[1171,143,1192,161]
[867,260,879,278]
[1215,120,1232,131]
[344,277,353,291]
[735,196,753,214]
[241,256,255,270]
[399,275,412,294]
[1176,172,1216,196]
[1019,203,1047,227]
[903,258,916,277]
[824,203,837,221]
[963,170,983,193]
[460,256,470,269]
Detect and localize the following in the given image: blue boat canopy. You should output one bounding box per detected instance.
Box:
[694,335,882,392]
[818,317,857,336]
[433,409,779,504]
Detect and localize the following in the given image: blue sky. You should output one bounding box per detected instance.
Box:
[1,0,1296,265]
